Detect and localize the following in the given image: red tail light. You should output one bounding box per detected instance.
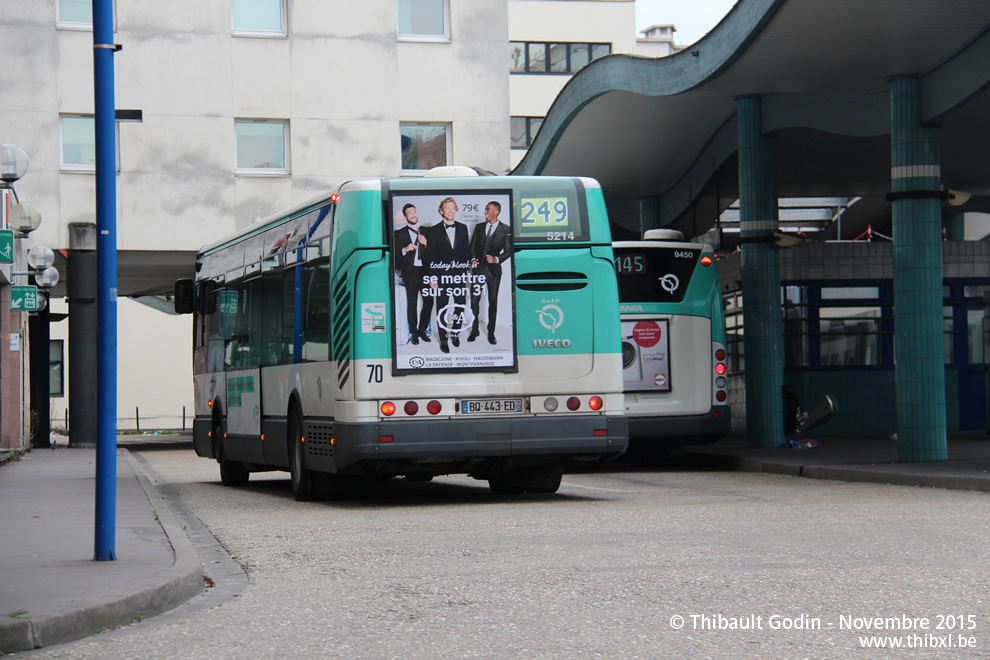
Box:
[589,396,604,411]
[404,401,419,415]
[715,363,726,375]
[700,255,713,266]
[715,348,726,361]
[716,391,727,402]
[427,400,442,415]
[566,396,581,411]
[381,402,396,416]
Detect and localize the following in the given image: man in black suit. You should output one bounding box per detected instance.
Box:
[393,203,432,345]
[425,196,471,353]
[468,201,511,344]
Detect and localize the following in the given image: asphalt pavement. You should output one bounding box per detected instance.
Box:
[0,431,987,654]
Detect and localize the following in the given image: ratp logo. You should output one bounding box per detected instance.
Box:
[536,304,564,333]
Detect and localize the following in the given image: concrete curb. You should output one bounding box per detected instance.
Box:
[0,450,204,654]
[800,464,990,492]
[692,452,990,492]
[0,446,29,468]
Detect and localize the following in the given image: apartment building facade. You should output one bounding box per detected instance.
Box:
[0,0,510,442]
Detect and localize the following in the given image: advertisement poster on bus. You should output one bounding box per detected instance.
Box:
[621,319,670,391]
[390,190,516,374]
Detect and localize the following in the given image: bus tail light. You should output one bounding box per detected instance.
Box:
[712,342,729,407]
[588,396,604,411]
[593,429,607,436]
[404,401,419,415]
[566,396,581,411]
[381,401,396,416]
[700,255,713,266]
[544,397,559,412]
[427,400,442,415]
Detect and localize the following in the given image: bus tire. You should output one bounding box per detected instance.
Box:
[488,467,562,495]
[288,409,315,501]
[216,418,249,487]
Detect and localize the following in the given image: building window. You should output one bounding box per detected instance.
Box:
[232,0,286,36]
[819,306,883,366]
[59,115,120,172]
[510,116,543,150]
[398,0,448,40]
[509,41,611,74]
[57,0,91,26]
[723,291,744,374]
[782,285,808,367]
[400,123,449,173]
[50,340,64,397]
[57,0,116,30]
[235,120,289,174]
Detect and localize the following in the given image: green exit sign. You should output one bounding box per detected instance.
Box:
[0,229,12,264]
[10,285,38,312]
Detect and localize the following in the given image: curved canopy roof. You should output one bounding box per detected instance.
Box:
[512,0,990,241]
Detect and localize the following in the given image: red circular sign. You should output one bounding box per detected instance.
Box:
[632,321,662,348]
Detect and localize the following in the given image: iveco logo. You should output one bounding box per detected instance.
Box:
[533,338,572,348]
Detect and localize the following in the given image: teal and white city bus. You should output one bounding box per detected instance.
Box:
[612,229,730,446]
[175,170,627,498]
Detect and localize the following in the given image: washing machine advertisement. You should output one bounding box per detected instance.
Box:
[621,319,670,392]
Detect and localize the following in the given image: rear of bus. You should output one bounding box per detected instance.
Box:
[328,174,627,491]
[613,229,730,445]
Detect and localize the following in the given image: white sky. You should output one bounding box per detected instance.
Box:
[635,0,739,47]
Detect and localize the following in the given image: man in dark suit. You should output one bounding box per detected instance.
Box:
[393,203,432,345]
[425,196,471,353]
[468,201,511,344]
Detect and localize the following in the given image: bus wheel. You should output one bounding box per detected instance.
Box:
[289,410,315,501]
[216,420,249,487]
[488,467,562,495]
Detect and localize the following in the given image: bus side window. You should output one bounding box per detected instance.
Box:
[303,259,330,361]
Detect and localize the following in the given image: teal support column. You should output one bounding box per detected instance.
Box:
[737,96,785,448]
[890,76,947,462]
[640,197,659,234]
[943,212,964,241]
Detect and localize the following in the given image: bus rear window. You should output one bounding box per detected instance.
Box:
[614,247,701,303]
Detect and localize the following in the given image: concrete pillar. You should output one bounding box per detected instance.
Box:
[737,96,785,448]
[890,76,947,462]
[67,223,98,448]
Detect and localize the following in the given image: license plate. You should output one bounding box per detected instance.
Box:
[460,398,524,415]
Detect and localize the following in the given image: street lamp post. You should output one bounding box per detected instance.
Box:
[0,145,60,449]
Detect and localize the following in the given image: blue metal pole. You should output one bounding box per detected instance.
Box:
[93,0,118,561]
